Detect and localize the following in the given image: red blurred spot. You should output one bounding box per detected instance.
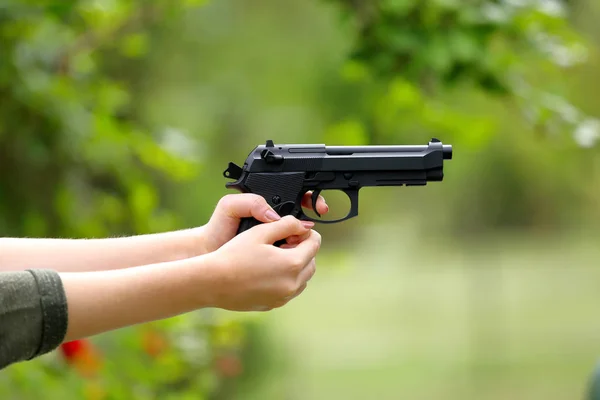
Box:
[60,339,102,378]
[60,339,86,361]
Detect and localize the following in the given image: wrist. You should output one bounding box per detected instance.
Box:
[184,224,229,257]
[192,249,230,309]
[184,226,212,257]
[162,226,208,261]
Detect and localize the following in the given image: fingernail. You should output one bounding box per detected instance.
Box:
[302,221,315,229]
[265,210,281,221]
[324,203,329,213]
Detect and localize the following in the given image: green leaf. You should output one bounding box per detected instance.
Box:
[448,29,481,62]
[424,33,453,74]
[129,182,158,231]
[380,0,417,16]
[119,33,149,59]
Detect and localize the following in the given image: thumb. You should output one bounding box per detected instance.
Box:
[210,194,281,226]
[251,215,313,244]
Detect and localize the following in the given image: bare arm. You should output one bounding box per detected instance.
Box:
[0,194,324,370]
[60,255,214,341]
[0,192,327,274]
[61,216,319,341]
[0,229,200,273]
[0,216,320,369]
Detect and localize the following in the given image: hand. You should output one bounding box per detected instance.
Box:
[195,192,328,255]
[204,215,322,311]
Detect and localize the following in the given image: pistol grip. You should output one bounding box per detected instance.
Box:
[236,216,261,235]
[236,201,299,247]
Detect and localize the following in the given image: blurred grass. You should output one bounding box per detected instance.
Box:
[234,225,600,400]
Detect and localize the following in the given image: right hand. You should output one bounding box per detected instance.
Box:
[206,215,322,312]
[193,192,328,256]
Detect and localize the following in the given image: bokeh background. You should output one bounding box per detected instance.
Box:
[2,0,600,399]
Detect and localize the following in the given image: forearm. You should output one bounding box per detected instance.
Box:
[0,255,218,370]
[0,228,203,273]
[61,254,217,341]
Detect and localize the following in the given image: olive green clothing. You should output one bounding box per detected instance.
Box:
[0,269,68,369]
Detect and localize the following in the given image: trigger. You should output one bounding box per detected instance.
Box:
[311,189,322,218]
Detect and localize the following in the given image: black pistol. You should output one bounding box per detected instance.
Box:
[224,138,453,241]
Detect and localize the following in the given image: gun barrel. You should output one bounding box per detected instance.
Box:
[444,145,452,160]
[325,144,453,160]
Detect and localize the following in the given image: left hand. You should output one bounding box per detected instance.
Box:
[194,192,328,255]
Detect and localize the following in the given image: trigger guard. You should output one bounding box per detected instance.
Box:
[300,188,359,224]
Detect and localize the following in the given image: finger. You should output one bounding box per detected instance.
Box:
[296,282,308,297]
[297,258,316,284]
[252,215,314,244]
[301,192,329,215]
[212,194,280,225]
[288,230,321,267]
[286,231,311,245]
[287,282,308,302]
[279,243,298,249]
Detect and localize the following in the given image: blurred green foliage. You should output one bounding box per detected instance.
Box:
[336,0,582,93]
[0,0,205,239]
[1,0,600,399]
[0,1,249,399]
[325,0,600,237]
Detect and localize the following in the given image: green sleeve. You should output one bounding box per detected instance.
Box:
[0,269,68,370]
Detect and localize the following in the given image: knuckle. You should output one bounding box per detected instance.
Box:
[279,281,297,297]
[311,236,321,253]
[312,230,322,244]
[290,255,305,270]
[309,264,317,279]
[281,215,297,224]
[218,194,235,208]
[251,195,267,209]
